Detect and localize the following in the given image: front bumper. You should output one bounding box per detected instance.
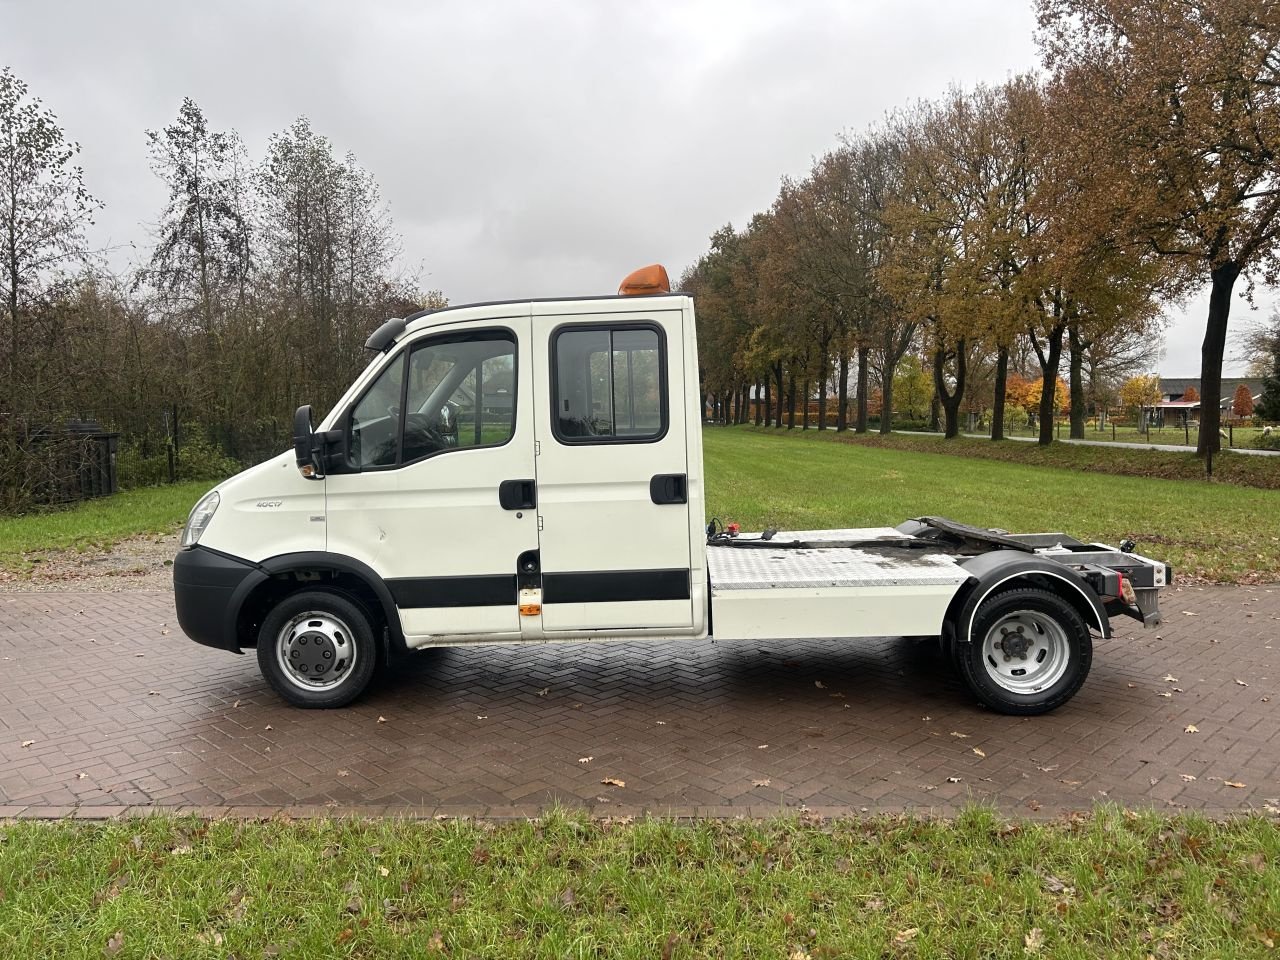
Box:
[173,546,263,653]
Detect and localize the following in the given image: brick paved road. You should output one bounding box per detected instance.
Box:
[1,585,1276,819]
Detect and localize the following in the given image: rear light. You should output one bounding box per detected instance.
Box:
[1119,575,1136,605]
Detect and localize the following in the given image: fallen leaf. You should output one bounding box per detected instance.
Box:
[894,928,919,945]
[170,845,192,856]
[1185,724,1199,734]
[1037,765,1059,773]
[232,700,240,708]
[264,725,273,731]
[655,720,667,725]
[973,747,986,758]
[337,770,350,777]
[947,776,962,783]
[950,731,970,739]
[105,931,124,955]
[377,716,388,723]
[789,949,812,960]
[757,744,769,749]
[1127,683,1137,688]
[1180,774,1197,782]
[559,886,575,908]
[752,778,772,787]
[1024,927,1045,954]
[20,740,34,748]
[475,715,488,720]
[865,897,885,911]
[1235,679,1249,687]
[77,772,87,780]
[600,777,625,788]
[1158,692,1173,698]
[345,895,363,914]
[1225,780,1247,789]
[427,930,445,952]
[536,688,549,697]
[1028,799,1042,811]
[577,756,593,764]
[921,715,933,721]
[148,690,159,696]
[1181,611,1198,616]
[814,681,826,689]
[379,866,390,877]
[1043,875,1069,894]
[1164,675,1179,683]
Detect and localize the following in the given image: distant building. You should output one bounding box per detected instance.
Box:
[1152,377,1262,424]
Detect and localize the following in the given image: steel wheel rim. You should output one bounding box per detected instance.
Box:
[276,610,357,692]
[981,610,1070,694]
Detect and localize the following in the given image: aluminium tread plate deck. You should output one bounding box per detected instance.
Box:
[707,529,970,591]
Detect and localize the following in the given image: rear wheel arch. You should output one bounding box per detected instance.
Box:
[945,555,1109,644]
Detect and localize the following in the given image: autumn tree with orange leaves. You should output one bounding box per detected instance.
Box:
[1036,0,1280,456]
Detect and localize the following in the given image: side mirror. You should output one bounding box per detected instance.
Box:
[293,405,323,479]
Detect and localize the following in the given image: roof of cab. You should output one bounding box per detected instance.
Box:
[402,292,690,334]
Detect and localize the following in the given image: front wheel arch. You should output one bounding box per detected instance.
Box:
[234,553,405,662]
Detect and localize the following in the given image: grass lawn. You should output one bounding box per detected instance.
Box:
[703,428,1280,583]
[0,481,212,571]
[1,809,1276,958]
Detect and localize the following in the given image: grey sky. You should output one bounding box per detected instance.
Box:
[4,0,1271,376]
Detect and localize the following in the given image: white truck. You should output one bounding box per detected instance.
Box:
[173,265,1170,714]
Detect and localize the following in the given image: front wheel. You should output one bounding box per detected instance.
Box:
[955,586,1092,715]
[257,590,378,708]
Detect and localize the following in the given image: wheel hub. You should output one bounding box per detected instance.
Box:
[276,613,355,690]
[998,626,1033,661]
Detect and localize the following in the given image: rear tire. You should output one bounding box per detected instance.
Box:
[956,586,1092,716]
[257,590,378,708]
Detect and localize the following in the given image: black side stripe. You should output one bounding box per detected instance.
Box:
[388,575,515,608]
[543,569,690,604]
[387,569,692,608]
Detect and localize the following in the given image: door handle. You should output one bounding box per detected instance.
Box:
[649,473,687,505]
[499,478,537,510]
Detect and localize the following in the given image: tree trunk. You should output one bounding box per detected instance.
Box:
[836,346,849,431]
[879,372,893,434]
[855,345,869,433]
[930,395,940,432]
[761,379,769,426]
[1068,323,1087,440]
[817,381,827,430]
[991,345,1009,441]
[774,362,784,428]
[802,379,810,430]
[1036,325,1065,446]
[932,340,966,439]
[787,372,796,429]
[755,380,763,426]
[1197,261,1241,457]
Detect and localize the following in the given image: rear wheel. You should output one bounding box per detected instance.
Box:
[956,586,1092,715]
[257,590,378,708]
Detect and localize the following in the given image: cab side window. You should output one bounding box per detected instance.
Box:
[347,329,517,470]
[402,333,517,462]
[553,324,666,443]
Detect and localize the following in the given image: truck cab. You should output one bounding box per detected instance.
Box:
[174,265,1168,715]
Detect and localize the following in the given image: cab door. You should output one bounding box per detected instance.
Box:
[325,314,539,643]
[530,306,695,635]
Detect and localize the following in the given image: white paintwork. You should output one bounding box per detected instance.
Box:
[709,585,960,641]
[195,452,325,562]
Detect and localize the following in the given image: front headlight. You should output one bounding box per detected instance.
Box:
[181,490,221,549]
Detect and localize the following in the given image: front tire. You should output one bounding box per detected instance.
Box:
[956,586,1092,716]
[257,590,378,708]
